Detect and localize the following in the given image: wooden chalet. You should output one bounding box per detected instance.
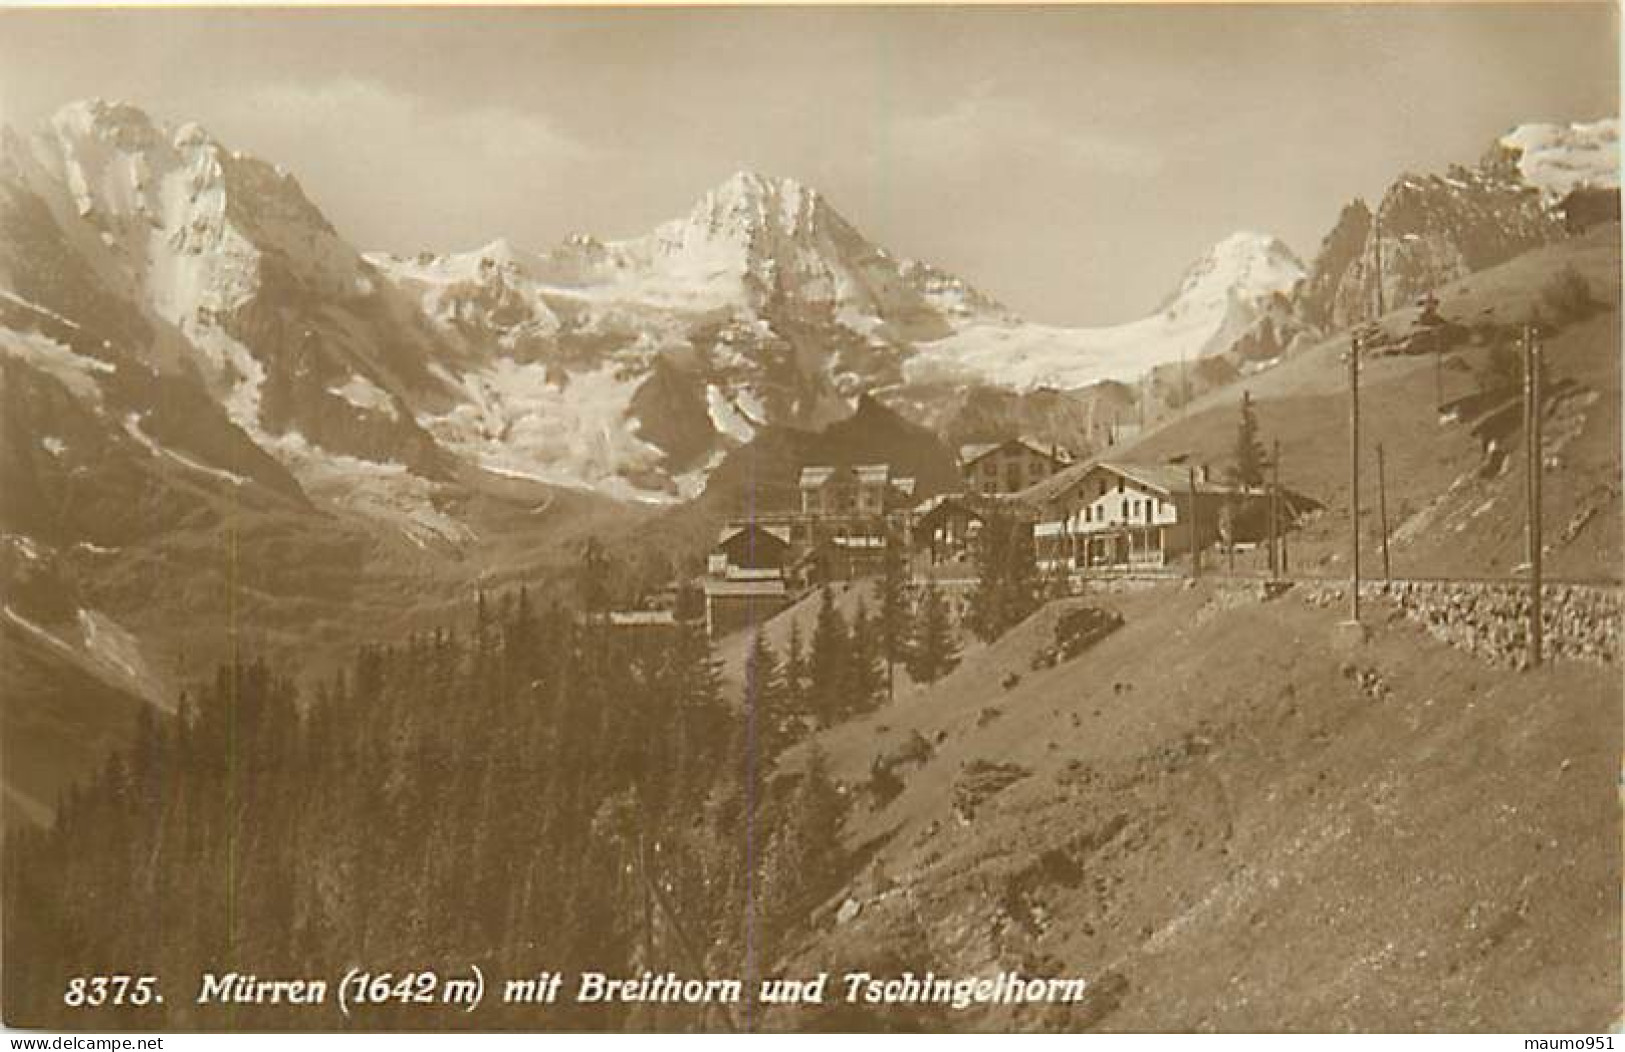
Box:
[912,493,989,566]
[959,437,1071,497]
[1019,460,1316,571]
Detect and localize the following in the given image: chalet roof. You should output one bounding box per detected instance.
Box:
[703,578,789,598]
[1105,462,1214,497]
[799,465,838,488]
[959,436,1071,468]
[1018,459,1245,505]
[1015,458,1094,504]
[799,463,913,493]
[958,442,1000,465]
[715,523,792,548]
[607,610,677,627]
[913,493,987,522]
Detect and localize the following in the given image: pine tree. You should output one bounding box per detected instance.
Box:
[1231,389,1267,488]
[844,598,886,717]
[576,536,613,621]
[907,578,960,684]
[968,512,1039,642]
[758,746,847,951]
[873,527,913,701]
[807,586,848,727]
[783,618,808,723]
[744,629,787,764]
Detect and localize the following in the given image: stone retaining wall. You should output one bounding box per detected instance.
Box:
[1299,578,1621,668]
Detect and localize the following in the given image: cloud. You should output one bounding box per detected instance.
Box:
[231,76,596,170]
[894,80,1161,177]
[200,76,605,251]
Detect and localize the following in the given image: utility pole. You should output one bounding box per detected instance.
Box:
[1434,326,1444,409]
[1377,443,1391,582]
[1525,326,1544,668]
[1349,332,1362,624]
[1267,452,1278,578]
[1271,439,1283,579]
[1187,466,1200,580]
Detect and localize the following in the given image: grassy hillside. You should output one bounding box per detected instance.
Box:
[1,617,149,829]
[1108,228,1621,582]
[772,582,1620,1031]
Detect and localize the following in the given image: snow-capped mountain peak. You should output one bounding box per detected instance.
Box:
[906,231,1305,392]
[1496,118,1620,201]
[1159,231,1305,320]
[678,169,827,241]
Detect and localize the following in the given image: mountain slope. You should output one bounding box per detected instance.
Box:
[903,233,1305,391]
[1493,118,1620,202]
[1294,119,1618,333]
[769,583,1618,1030]
[4,100,457,479]
[1105,225,1622,583]
[372,174,1305,493]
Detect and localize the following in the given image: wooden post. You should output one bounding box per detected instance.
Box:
[1188,467,1200,579]
[1269,439,1281,578]
[1377,442,1391,582]
[1434,326,1444,409]
[1227,510,1235,576]
[1526,327,1544,668]
[1349,333,1362,624]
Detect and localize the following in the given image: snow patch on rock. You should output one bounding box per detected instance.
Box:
[1500,119,1620,201]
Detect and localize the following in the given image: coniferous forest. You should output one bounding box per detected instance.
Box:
[3,550,856,1032]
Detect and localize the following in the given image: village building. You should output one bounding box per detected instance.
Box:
[604,609,682,636]
[792,463,915,549]
[799,463,916,518]
[701,577,791,638]
[702,522,793,636]
[959,438,1071,497]
[1020,460,1313,571]
[707,522,792,579]
[911,493,989,566]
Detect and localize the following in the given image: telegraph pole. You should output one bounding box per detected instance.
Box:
[1434,327,1444,409]
[1271,439,1283,578]
[1187,466,1200,579]
[1377,443,1391,581]
[1349,332,1362,624]
[1525,326,1544,668]
[1267,449,1278,578]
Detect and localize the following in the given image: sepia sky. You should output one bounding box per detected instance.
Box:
[0,5,1617,325]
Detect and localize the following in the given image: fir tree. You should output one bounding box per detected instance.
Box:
[968,513,1040,642]
[744,629,787,764]
[873,527,913,701]
[1231,389,1267,488]
[758,747,847,952]
[576,536,613,620]
[844,598,887,717]
[907,577,961,684]
[783,618,808,723]
[807,586,849,727]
